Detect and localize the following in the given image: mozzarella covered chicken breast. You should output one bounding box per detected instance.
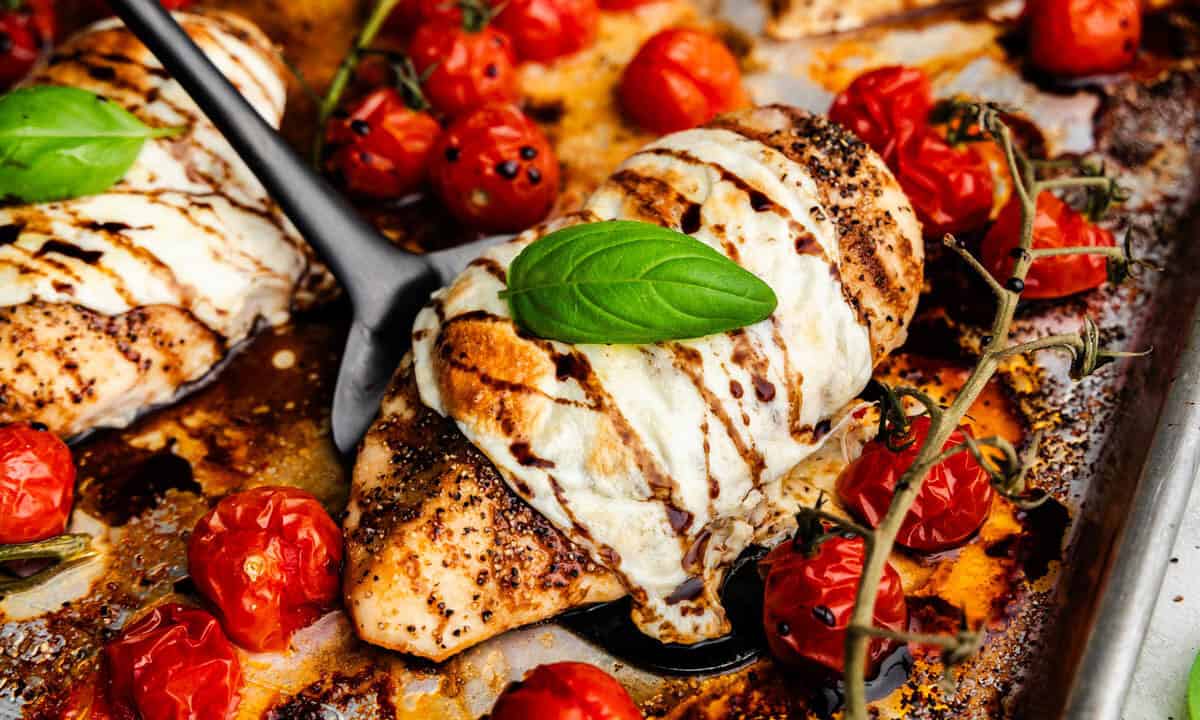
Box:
[346,106,922,656]
[0,13,330,437]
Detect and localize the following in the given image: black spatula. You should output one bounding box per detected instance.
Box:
[104,0,506,454]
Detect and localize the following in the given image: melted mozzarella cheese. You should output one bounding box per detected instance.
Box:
[0,13,312,343]
[413,127,880,642]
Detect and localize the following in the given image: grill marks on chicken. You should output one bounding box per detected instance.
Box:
[343,358,625,662]
[0,13,332,437]
[348,106,923,657]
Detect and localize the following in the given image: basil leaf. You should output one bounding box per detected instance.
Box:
[0,86,182,203]
[1189,648,1200,720]
[501,220,778,344]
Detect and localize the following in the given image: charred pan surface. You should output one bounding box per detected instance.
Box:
[343,358,625,662]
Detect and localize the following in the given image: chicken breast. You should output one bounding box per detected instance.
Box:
[0,12,330,437]
[764,0,953,38]
[346,106,922,658]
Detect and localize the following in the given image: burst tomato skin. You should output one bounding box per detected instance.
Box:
[494,0,598,63]
[104,604,242,720]
[1029,0,1141,77]
[762,535,907,676]
[837,416,994,553]
[894,130,995,238]
[430,103,559,232]
[981,190,1115,300]
[0,423,75,545]
[325,88,442,199]
[187,486,343,653]
[489,662,644,720]
[409,21,519,117]
[828,65,933,164]
[619,28,748,134]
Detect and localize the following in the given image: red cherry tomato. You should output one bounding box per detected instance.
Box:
[618,28,748,135]
[158,0,194,8]
[762,535,907,677]
[490,662,643,720]
[828,65,932,164]
[104,604,242,720]
[981,190,1115,300]
[326,87,442,199]
[430,103,560,232]
[409,17,518,117]
[837,416,994,552]
[188,486,343,652]
[0,423,75,545]
[493,0,598,63]
[893,130,995,238]
[1029,0,1141,77]
[0,3,49,90]
[390,0,489,32]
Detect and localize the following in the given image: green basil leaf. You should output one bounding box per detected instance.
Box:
[1189,648,1200,720]
[0,86,182,203]
[501,220,778,344]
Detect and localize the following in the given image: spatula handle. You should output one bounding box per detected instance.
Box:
[106,0,421,318]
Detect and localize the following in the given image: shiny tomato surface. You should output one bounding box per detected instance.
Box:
[489,662,644,720]
[188,486,343,652]
[1029,0,1141,77]
[894,130,995,238]
[981,190,1115,300]
[598,0,664,7]
[326,87,442,199]
[618,28,748,134]
[762,535,907,676]
[837,416,994,552]
[0,423,75,544]
[430,103,560,232]
[494,0,598,63]
[409,20,518,117]
[104,604,242,720]
[828,65,933,164]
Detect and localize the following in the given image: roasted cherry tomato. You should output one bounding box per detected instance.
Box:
[894,130,995,238]
[409,11,518,117]
[188,486,343,652]
[598,0,664,8]
[1029,0,1141,77]
[0,423,75,545]
[981,190,1116,300]
[0,0,54,90]
[391,0,473,31]
[828,65,932,164]
[493,0,598,63]
[326,87,442,199]
[104,604,242,720]
[618,28,748,134]
[837,416,994,552]
[489,662,643,720]
[430,103,560,232]
[762,535,907,677]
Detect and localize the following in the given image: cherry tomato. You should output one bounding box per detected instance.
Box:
[981,190,1115,300]
[828,65,932,164]
[158,0,194,8]
[490,662,643,720]
[0,423,75,545]
[762,535,907,677]
[837,416,994,552]
[390,0,490,32]
[430,103,560,232]
[104,604,242,720]
[0,1,52,90]
[1029,0,1141,77]
[618,28,748,135]
[493,0,598,63]
[409,15,518,117]
[326,87,442,199]
[188,486,343,652]
[893,130,995,239]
